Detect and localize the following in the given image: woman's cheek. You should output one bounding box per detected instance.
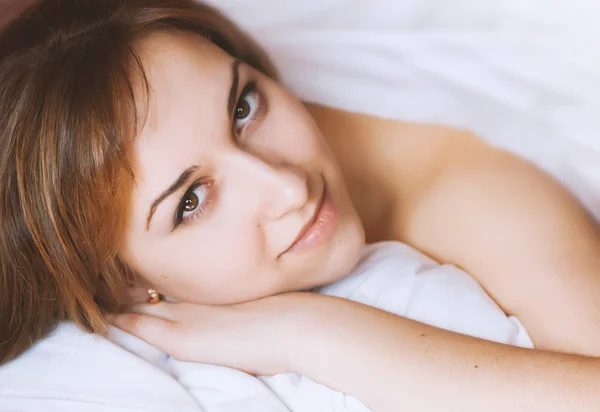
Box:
[269,117,322,162]
[180,240,262,304]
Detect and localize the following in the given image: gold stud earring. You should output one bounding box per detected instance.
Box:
[147,288,161,304]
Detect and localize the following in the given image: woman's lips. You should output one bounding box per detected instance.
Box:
[284,184,337,255]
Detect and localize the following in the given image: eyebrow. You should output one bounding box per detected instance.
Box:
[228,58,242,116]
[145,59,241,231]
[146,166,197,230]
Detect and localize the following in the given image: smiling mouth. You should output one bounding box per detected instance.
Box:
[290,183,326,246]
[280,176,337,256]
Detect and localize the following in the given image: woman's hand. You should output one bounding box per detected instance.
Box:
[113,288,600,412]
[110,292,322,376]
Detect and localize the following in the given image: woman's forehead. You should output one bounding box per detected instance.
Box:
[128,32,235,211]
[133,31,233,146]
[136,30,229,68]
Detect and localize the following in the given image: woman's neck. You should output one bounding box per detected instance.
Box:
[305,103,397,243]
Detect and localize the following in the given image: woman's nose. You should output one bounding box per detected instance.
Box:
[266,168,308,220]
[262,162,308,220]
[233,152,309,220]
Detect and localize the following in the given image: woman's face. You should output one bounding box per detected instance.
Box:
[120,32,364,305]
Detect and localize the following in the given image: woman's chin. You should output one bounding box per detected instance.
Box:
[306,221,366,290]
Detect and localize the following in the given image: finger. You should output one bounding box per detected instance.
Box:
[130,302,179,321]
[110,312,178,353]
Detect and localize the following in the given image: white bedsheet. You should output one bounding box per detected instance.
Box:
[0,242,532,411]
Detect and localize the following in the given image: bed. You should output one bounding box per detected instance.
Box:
[1,0,599,410]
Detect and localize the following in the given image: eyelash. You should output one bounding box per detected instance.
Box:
[173,80,266,229]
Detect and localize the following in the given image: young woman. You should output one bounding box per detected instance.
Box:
[1,0,599,410]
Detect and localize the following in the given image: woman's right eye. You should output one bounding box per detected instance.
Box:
[174,181,215,229]
[182,185,205,215]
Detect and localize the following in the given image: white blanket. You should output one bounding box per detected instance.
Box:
[0,242,532,411]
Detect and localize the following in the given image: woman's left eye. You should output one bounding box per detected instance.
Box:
[234,82,262,134]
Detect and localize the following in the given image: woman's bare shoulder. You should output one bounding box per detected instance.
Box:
[305,102,484,179]
[307,103,600,356]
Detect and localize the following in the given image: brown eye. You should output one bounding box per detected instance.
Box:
[233,82,260,133]
[183,192,199,212]
[236,99,251,120]
[175,182,213,229]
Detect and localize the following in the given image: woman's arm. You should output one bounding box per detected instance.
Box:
[394,138,600,356]
[313,103,600,356]
[291,294,600,412]
[113,293,600,412]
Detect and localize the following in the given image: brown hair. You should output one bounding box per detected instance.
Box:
[0,0,277,365]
